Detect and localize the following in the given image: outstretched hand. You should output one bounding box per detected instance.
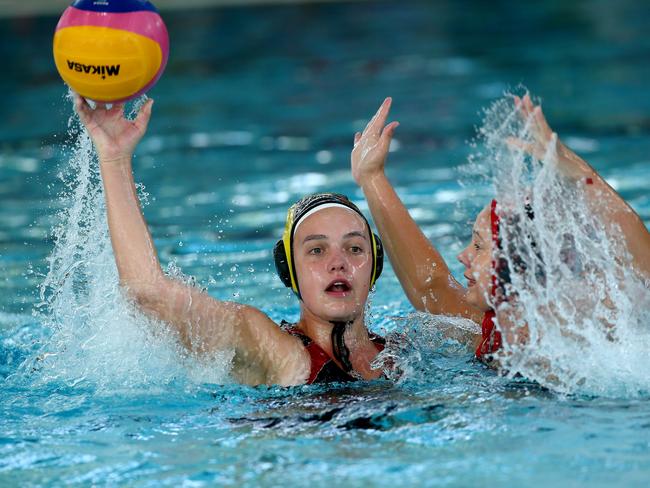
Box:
[351,97,399,186]
[508,93,588,180]
[507,93,559,161]
[74,94,153,162]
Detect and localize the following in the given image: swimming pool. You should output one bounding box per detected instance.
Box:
[1,0,650,485]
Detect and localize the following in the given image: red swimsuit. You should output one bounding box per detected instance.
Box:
[283,324,385,384]
[476,199,504,361]
[475,310,502,360]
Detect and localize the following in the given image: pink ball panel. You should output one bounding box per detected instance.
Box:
[56,7,169,63]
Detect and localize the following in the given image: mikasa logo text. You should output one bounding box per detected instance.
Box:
[66,60,120,79]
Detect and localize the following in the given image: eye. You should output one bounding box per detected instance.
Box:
[474,243,481,251]
[350,245,364,254]
[308,247,323,255]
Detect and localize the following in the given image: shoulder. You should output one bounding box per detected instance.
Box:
[237,305,311,386]
[238,305,296,341]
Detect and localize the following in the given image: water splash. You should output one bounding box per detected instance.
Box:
[477,90,650,397]
[375,313,479,384]
[17,96,233,392]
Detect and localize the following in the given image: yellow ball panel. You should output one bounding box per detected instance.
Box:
[53,26,162,102]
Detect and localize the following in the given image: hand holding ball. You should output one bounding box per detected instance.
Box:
[53,0,169,103]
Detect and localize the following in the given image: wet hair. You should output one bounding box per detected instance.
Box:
[491,200,546,301]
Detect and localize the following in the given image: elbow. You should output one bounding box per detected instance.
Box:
[119,274,166,308]
[406,274,455,315]
[402,275,434,312]
[406,285,434,313]
[405,267,447,313]
[121,281,153,308]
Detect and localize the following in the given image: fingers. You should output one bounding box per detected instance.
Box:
[73,93,90,113]
[363,97,392,137]
[548,132,559,154]
[134,98,154,131]
[515,93,553,138]
[73,95,84,115]
[533,105,552,136]
[73,93,93,125]
[73,93,83,111]
[506,136,532,154]
[513,93,534,117]
[355,97,396,151]
[523,93,534,113]
[380,121,399,143]
[106,102,124,114]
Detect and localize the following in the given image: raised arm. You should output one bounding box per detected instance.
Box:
[74,96,308,385]
[351,98,482,322]
[74,97,160,290]
[513,94,650,279]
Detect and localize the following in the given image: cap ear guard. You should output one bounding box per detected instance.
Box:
[274,232,384,295]
[371,232,384,286]
[273,239,294,290]
[273,193,384,298]
[274,203,301,297]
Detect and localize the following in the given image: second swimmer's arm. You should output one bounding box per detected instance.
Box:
[361,172,479,319]
[352,99,483,322]
[515,95,650,278]
[557,142,650,278]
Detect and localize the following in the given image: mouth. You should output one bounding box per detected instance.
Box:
[325,279,352,296]
[464,273,476,287]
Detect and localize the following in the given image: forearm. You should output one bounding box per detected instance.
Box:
[360,172,461,312]
[558,142,650,276]
[99,156,163,288]
[351,98,480,320]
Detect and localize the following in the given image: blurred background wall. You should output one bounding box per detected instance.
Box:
[0,0,369,18]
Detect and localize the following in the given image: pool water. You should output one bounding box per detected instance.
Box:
[1,0,650,486]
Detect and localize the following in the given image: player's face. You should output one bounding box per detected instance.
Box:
[293,207,373,322]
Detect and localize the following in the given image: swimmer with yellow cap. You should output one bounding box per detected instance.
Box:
[74,95,387,386]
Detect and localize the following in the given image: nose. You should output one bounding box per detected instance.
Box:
[457,247,470,268]
[328,248,347,272]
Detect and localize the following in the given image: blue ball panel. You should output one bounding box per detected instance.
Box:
[70,0,158,13]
